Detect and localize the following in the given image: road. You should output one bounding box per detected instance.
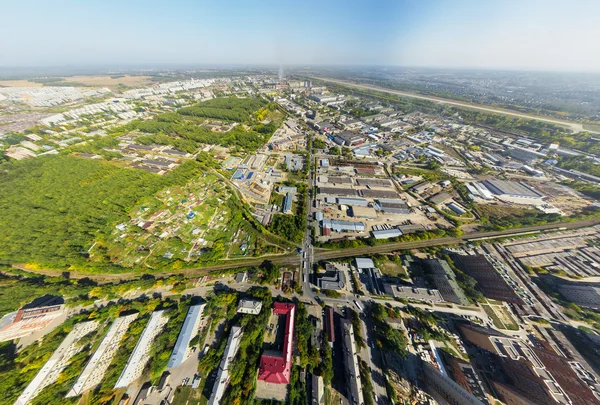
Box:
[310,76,588,133]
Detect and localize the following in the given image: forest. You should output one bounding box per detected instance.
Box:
[123,97,280,152]
[0,155,204,269]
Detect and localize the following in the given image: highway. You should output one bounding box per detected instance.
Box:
[310,76,588,133]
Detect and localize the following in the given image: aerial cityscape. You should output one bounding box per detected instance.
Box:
[1,1,600,405]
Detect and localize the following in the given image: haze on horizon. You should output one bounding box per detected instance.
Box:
[2,0,600,73]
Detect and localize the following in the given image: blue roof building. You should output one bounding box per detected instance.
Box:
[283,193,293,214]
[167,303,206,369]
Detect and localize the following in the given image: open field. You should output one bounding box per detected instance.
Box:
[0,79,44,87]
[0,75,152,88]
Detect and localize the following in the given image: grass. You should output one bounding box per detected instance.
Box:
[583,122,600,133]
[172,385,201,405]
[482,303,519,331]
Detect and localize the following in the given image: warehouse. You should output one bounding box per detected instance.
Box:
[319,187,358,197]
[447,202,466,215]
[355,178,393,188]
[480,179,544,205]
[375,199,411,214]
[321,219,366,233]
[327,176,353,185]
[361,189,399,199]
[372,229,402,239]
[348,206,378,219]
[428,192,453,206]
[337,197,368,206]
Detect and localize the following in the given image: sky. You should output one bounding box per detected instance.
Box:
[1,0,599,72]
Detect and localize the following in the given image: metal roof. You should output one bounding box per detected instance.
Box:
[355,257,375,269]
[167,304,205,369]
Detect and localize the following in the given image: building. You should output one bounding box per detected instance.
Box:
[283,193,293,214]
[450,254,524,304]
[348,206,377,219]
[447,202,466,215]
[0,298,64,342]
[114,310,169,388]
[321,219,365,233]
[278,186,297,194]
[372,228,403,240]
[424,259,470,305]
[555,282,600,310]
[311,374,325,405]
[429,192,453,206]
[258,303,295,384]
[458,324,600,405]
[383,284,444,303]
[208,326,244,405]
[412,182,433,194]
[235,272,248,283]
[355,257,375,270]
[317,268,347,291]
[440,351,490,404]
[422,361,487,405]
[15,321,99,405]
[333,131,364,147]
[337,197,368,207]
[480,179,544,205]
[325,306,335,344]
[67,314,138,397]
[167,304,206,368]
[237,299,263,315]
[340,319,364,405]
[374,199,411,215]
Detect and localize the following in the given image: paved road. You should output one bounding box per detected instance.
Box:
[310,76,588,133]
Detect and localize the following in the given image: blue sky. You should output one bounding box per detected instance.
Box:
[1,0,599,71]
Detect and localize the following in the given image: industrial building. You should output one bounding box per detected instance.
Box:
[67,314,138,398]
[355,257,375,270]
[208,326,244,405]
[374,199,411,214]
[340,319,364,405]
[348,205,377,219]
[422,361,487,405]
[167,303,206,369]
[372,228,403,239]
[480,179,544,205]
[458,323,600,405]
[337,197,368,206]
[321,219,366,233]
[555,281,600,310]
[450,254,524,304]
[258,303,295,384]
[447,202,467,215]
[114,310,169,389]
[15,321,99,405]
[424,259,470,305]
